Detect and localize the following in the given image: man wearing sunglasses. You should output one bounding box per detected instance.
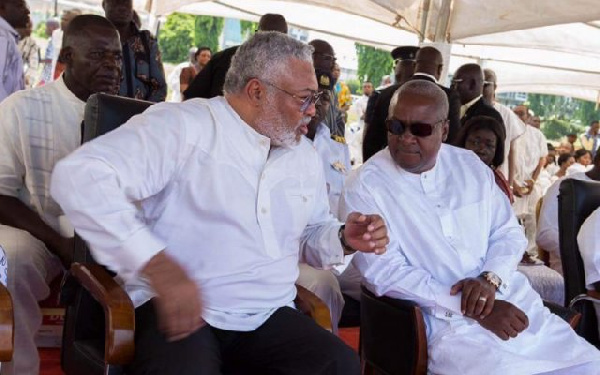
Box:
[51,32,390,375]
[452,63,503,128]
[341,79,600,374]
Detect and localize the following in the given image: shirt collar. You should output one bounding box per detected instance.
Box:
[413,72,438,84]
[0,16,19,40]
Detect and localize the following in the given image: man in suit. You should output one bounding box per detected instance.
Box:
[452,63,503,128]
[362,45,419,162]
[183,14,287,100]
[410,46,461,143]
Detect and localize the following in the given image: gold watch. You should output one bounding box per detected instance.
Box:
[480,271,502,290]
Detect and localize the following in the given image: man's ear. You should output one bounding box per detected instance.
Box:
[245,78,264,106]
[58,46,72,65]
[441,120,449,142]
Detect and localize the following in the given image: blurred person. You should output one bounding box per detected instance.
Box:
[167,47,197,102]
[553,152,574,180]
[16,17,39,88]
[49,9,82,82]
[332,63,351,123]
[37,18,59,85]
[103,0,166,101]
[566,149,593,176]
[180,46,211,95]
[346,80,373,166]
[0,0,29,102]
[580,120,600,157]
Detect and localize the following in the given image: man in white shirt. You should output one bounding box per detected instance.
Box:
[577,207,600,339]
[51,32,389,375]
[0,15,122,375]
[537,152,600,274]
[0,0,29,103]
[341,79,600,374]
[482,69,526,187]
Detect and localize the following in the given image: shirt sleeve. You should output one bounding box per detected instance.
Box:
[577,208,600,289]
[0,36,10,102]
[0,97,25,197]
[480,174,527,295]
[536,179,561,257]
[50,104,191,282]
[340,175,464,320]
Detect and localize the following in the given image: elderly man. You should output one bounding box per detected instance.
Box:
[0,15,122,375]
[0,0,29,102]
[341,80,600,374]
[103,0,166,102]
[51,32,388,375]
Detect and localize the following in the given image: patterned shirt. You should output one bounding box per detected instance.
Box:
[17,36,39,88]
[0,16,24,103]
[119,23,166,102]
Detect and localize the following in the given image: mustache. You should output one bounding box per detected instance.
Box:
[299,116,312,126]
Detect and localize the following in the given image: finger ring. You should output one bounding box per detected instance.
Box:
[478,297,487,303]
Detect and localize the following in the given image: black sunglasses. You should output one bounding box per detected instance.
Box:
[386,118,446,138]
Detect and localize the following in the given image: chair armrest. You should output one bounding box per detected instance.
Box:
[0,284,13,361]
[569,291,600,310]
[294,284,332,331]
[70,262,135,365]
[543,300,581,329]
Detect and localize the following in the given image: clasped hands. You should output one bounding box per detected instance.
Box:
[451,277,529,341]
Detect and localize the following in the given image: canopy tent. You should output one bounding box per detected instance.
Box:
[51,0,600,102]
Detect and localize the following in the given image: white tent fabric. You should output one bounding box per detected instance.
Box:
[60,0,600,102]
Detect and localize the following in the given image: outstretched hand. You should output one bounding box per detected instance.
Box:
[343,212,389,255]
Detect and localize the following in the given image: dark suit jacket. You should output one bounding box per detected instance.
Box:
[362,83,400,162]
[461,97,504,129]
[362,76,461,162]
[183,46,239,100]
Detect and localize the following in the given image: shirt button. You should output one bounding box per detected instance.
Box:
[261,207,268,214]
[302,196,308,202]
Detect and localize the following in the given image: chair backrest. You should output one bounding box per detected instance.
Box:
[61,94,153,375]
[558,178,600,346]
[360,286,427,375]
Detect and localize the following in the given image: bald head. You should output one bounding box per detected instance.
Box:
[414,46,443,80]
[62,14,118,49]
[258,13,287,33]
[452,63,484,105]
[390,79,448,121]
[309,39,335,73]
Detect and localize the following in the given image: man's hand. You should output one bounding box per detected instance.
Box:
[343,212,389,255]
[473,300,529,340]
[450,277,496,319]
[142,251,204,341]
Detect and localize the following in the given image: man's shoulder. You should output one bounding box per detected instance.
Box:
[212,46,239,61]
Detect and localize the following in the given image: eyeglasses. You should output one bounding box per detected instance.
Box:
[386,118,446,138]
[483,80,495,86]
[261,80,323,112]
[451,78,463,85]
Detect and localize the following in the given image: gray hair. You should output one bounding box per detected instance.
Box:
[223,32,313,95]
[388,80,448,120]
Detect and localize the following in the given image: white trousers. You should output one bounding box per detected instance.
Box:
[0,225,62,375]
[296,264,345,333]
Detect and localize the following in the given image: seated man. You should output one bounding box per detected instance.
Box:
[50,32,388,375]
[341,80,600,374]
[0,15,122,375]
[577,206,600,340]
[296,72,352,332]
[537,151,600,274]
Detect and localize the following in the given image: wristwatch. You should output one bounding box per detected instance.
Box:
[480,271,502,290]
[338,225,356,255]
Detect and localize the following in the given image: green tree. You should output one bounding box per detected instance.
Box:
[355,43,393,87]
[159,14,224,63]
[541,119,585,141]
[346,78,360,95]
[574,100,600,127]
[194,15,224,52]
[240,20,257,41]
[158,13,196,63]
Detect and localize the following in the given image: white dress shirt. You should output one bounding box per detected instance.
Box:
[0,77,84,231]
[536,172,595,274]
[51,97,344,331]
[0,16,24,103]
[312,122,351,218]
[566,162,593,176]
[493,102,526,178]
[341,145,600,374]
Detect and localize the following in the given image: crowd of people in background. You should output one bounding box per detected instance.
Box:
[2,1,600,374]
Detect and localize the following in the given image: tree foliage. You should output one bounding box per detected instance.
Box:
[541,119,585,141]
[159,14,224,63]
[346,78,360,94]
[355,43,393,87]
[240,20,257,41]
